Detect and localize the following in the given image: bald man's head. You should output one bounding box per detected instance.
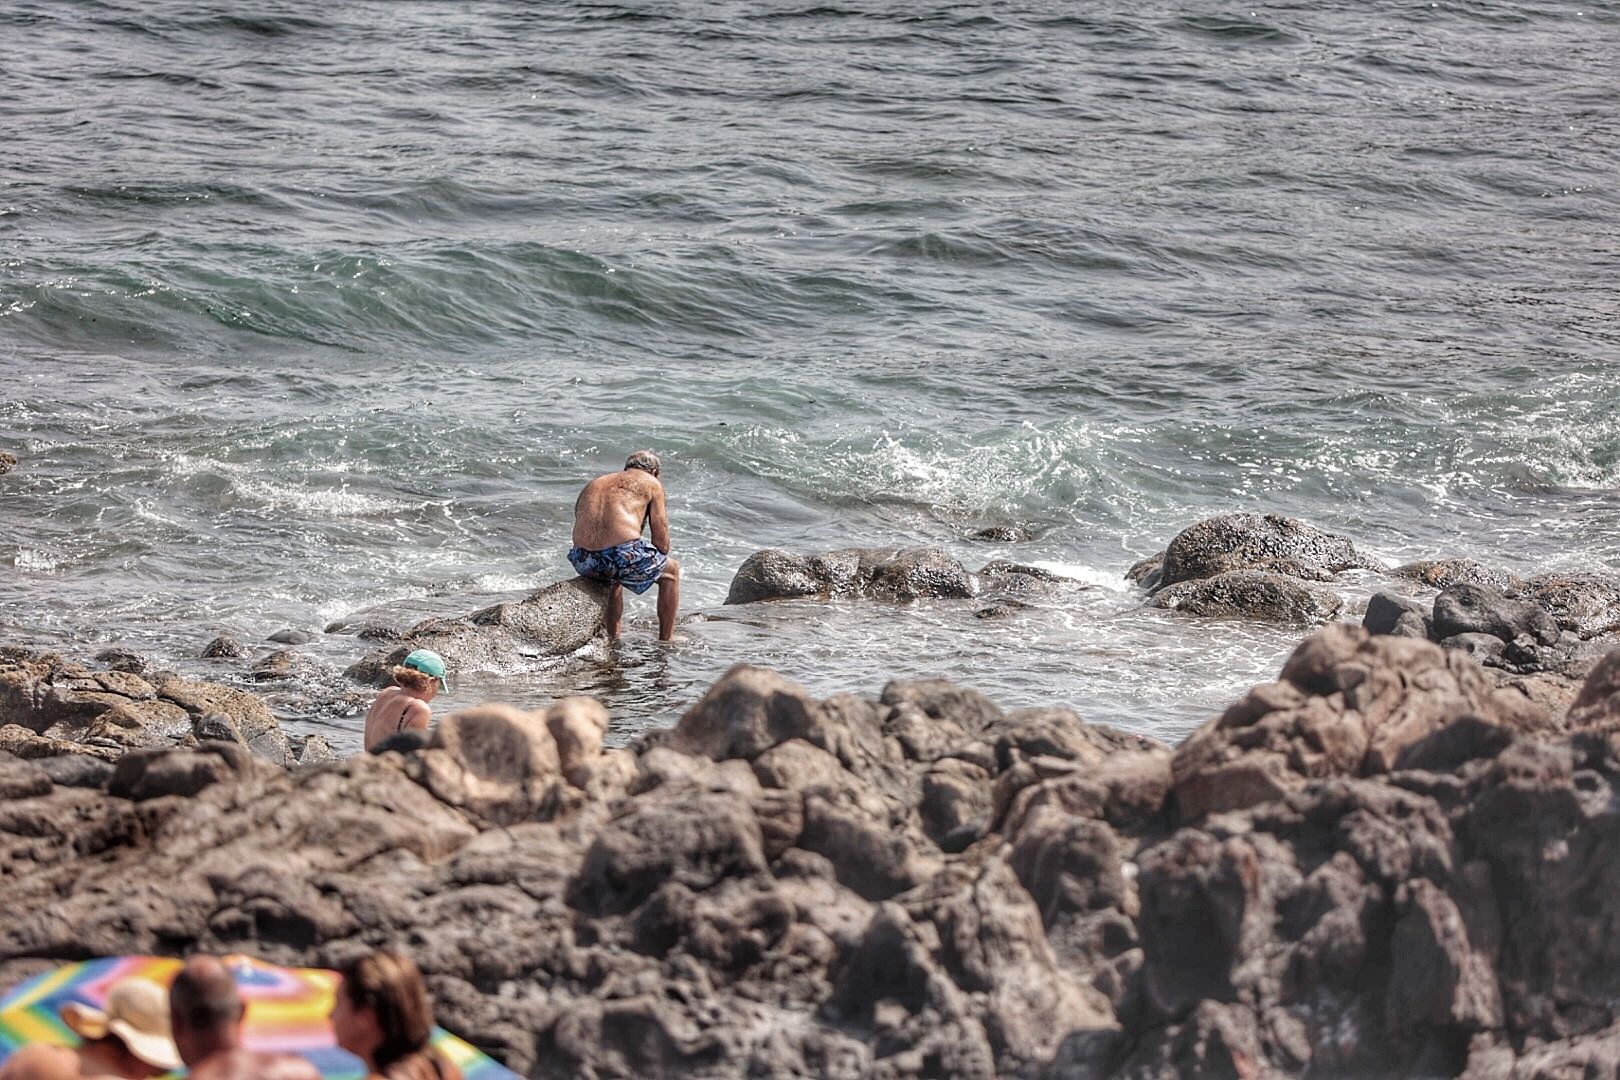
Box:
[169,957,244,1065]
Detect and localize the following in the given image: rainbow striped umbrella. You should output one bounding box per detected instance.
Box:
[0,955,517,1080]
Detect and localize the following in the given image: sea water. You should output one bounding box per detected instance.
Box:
[3,1,1617,751]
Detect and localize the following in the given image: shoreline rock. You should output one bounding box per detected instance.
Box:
[4,632,1620,1077]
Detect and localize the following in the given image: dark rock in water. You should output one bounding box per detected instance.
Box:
[974,601,1032,620]
[970,525,1034,543]
[1394,558,1528,594]
[1155,513,1383,589]
[201,635,246,659]
[1524,571,1620,640]
[868,548,975,601]
[1433,583,1560,645]
[35,754,116,788]
[353,623,402,642]
[267,628,316,646]
[93,648,148,674]
[345,646,409,689]
[406,577,608,671]
[1441,632,1508,663]
[1148,570,1342,625]
[1125,553,1164,592]
[0,451,16,475]
[1363,591,1432,637]
[725,547,976,605]
[249,649,324,682]
[978,561,1087,603]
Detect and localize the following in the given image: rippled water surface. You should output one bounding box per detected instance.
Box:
[4,0,1618,751]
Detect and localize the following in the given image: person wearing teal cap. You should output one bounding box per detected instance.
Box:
[362,648,447,751]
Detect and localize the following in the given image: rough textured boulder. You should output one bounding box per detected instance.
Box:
[1364,591,1432,638]
[0,451,15,475]
[1524,571,1620,640]
[1432,583,1560,646]
[347,578,608,682]
[1148,570,1343,625]
[1155,513,1383,589]
[1395,558,1528,594]
[1170,624,1557,820]
[0,649,291,766]
[725,547,977,605]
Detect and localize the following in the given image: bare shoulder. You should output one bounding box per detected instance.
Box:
[0,1045,78,1080]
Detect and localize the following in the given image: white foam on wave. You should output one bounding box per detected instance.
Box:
[1025,559,1133,593]
[161,452,425,517]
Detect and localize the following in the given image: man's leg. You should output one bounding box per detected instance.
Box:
[656,559,681,642]
[605,582,624,639]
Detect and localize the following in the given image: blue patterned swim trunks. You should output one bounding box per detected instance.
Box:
[568,539,668,595]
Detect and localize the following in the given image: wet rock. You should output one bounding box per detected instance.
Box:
[970,525,1034,543]
[0,451,16,474]
[1363,591,1431,637]
[267,628,316,645]
[1126,553,1165,592]
[724,547,975,605]
[351,578,609,679]
[976,561,1087,603]
[1148,570,1343,625]
[93,649,148,675]
[1155,513,1383,590]
[201,635,246,659]
[1524,571,1620,640]
[1395,558,1529,594]
[1433,583,1560,645]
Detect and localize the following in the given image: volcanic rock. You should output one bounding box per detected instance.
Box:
[10,637,1620,1077]
[1154,513,1384,589]
[724,547,976,605]
[1363,591,1432,638]
[1524,571,1620,640]
[1395,558,1529,594]
[201,635,246,659]
[1148,570,1343,625]
[1432,583,1560,645]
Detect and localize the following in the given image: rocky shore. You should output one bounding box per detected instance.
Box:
[2,621,1619,1077]
[5,511,1620,1077]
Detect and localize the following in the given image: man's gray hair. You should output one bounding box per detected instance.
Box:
[625,450,661,477]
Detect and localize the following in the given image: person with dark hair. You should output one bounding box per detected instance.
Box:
[330,951,462,1080]
[568,450,682,641]
[363,648,447,751]
[168,957,319,1080]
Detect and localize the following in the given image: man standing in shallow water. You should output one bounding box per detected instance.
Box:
[569,450,681,641]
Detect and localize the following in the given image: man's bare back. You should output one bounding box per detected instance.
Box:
[572,470,668,552]
[568,452,681,641]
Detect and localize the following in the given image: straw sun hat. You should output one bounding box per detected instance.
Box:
[60,978,182,1072]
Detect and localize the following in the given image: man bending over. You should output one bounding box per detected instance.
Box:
[569,450,681,641]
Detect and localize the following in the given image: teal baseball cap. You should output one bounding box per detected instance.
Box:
[402,648,449,692]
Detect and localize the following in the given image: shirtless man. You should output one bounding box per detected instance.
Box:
[169,957,320,1080]
[569,450,681,641]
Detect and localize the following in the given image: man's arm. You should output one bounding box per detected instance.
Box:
[647,483,671,554]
